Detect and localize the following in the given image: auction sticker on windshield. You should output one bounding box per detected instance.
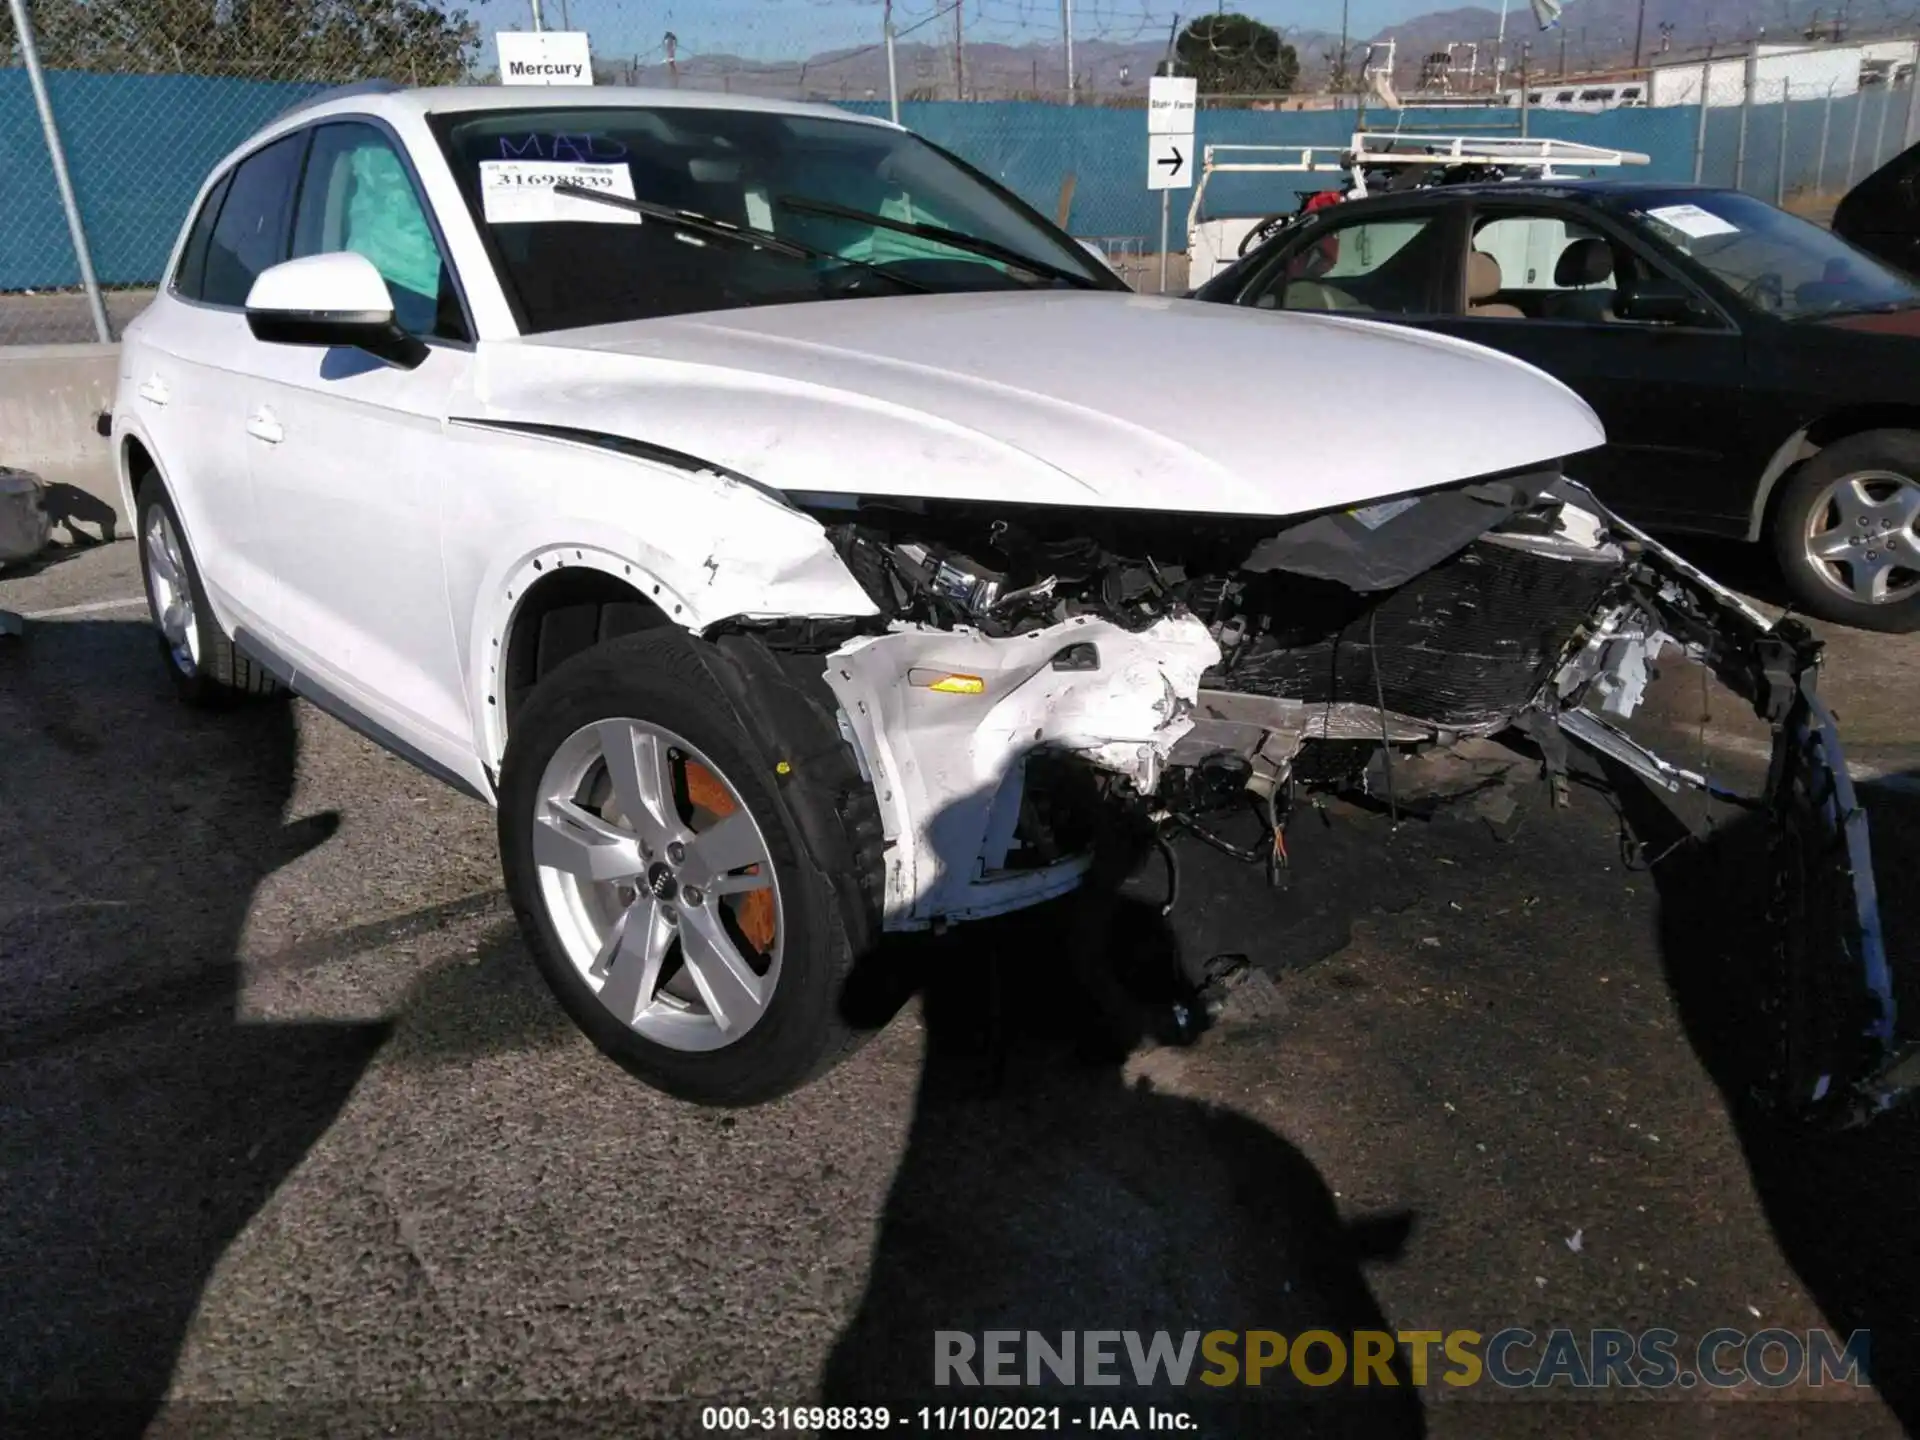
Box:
[480,160,640,224]
[1646,203,1740,240]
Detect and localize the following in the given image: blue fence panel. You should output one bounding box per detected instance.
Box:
[1,69,322,290]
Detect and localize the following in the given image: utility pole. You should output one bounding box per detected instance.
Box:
[1632,0,1648,72]
[953,0,965,101]
[1338,0,1349,91]
[529,0,544,31]
[884,1,900,122]
[1062,0,1077,103]
[1497,0,1509,90]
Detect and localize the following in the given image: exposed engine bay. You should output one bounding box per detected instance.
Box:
[774,473,1897,1120]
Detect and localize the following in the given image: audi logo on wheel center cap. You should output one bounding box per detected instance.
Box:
[646,862,678,903]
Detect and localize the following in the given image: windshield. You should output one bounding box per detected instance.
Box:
[1625,190,1920,319]
[432,106,1113,333]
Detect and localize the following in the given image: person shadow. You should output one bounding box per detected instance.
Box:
[1612,753,1920,1430]
[822,823,1427,1437]
[0,620,388,1437]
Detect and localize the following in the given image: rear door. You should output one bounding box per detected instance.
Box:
[1422,199,1758,532]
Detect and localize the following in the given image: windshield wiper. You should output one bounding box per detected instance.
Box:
[774,194,1106,291]
[549,183,933,292]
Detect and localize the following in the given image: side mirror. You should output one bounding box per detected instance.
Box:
[1616,277,1708,325]
[244,252,427,369]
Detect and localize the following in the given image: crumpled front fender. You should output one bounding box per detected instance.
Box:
[825,613,1220,929]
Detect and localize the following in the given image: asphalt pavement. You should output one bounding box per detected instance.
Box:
[4,536,1919,1440]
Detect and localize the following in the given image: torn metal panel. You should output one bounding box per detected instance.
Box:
[824,614,1220,929]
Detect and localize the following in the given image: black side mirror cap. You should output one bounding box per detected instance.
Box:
[245,307,428,370]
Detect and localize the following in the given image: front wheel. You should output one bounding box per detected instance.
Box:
[1771,430,1920,633]
[497,630,875,1106]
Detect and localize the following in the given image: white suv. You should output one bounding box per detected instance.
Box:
[114,84,1884,1112]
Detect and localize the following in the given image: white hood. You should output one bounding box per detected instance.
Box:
[482,291,1604,519]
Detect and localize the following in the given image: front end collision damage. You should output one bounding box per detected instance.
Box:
[825,614,1220,928]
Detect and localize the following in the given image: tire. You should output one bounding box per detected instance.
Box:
[1770,430,1920,633]
[135,477,281,704]
[497,629,883,1106]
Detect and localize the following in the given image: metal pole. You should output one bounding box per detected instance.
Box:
[885,1,900,122]
[1817,83,1834,194]
[1735,49,1756,191]
[1694,63,1711,182]
[1632,0,1647,71]
[1776,79,1790,206]
[1497,0,1509,89]
[953,0,964,101]
[1871,79,1895,170]
[1519,48,1531,137]
[1159,191,1170,294]
[1906,61,1920,148]
[1846,80,1867,186]
[8,0,110,343]
[529,0,544,31]
[1062,0,1076,104]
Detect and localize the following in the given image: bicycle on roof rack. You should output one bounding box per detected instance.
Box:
[1185,132,1653,290]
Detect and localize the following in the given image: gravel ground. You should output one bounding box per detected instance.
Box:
[3,537,1918,1440]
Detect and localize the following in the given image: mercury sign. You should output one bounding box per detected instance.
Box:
[497,31,594,86]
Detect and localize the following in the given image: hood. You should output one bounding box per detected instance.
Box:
[481,291,1604,519]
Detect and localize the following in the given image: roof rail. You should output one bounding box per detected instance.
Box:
[272,78,406,123]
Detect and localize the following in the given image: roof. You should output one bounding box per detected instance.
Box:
[277,83,896,130]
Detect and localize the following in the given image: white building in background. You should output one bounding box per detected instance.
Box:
[1649,39,1918,107]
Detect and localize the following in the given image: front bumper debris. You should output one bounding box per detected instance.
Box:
[1548,497,1902,1123]
[824,613,1220,930]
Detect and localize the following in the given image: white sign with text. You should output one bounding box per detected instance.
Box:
[1147,75,1197,135]
[497,31,594,86]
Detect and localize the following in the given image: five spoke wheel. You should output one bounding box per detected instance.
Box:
[1802,470,1920,608]
[533,718,783,1051]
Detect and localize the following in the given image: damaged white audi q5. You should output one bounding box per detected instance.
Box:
[114,84,1893,1109]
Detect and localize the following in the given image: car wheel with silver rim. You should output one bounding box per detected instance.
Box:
[134,478,281,703]
[1773,430,1920,634]
[498,628,879,1105]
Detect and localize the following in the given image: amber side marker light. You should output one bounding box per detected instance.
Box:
[908,669,987,695]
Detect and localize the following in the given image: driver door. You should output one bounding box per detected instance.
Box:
[240,120,482,786]
[1421,202,1757,531]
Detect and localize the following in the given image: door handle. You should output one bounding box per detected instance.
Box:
[136,376,170,406]
[245,408,284,445]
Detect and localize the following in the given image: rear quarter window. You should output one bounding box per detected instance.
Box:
[171,172,233,303]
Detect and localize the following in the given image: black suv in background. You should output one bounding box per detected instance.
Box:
[1835,139,1920,280]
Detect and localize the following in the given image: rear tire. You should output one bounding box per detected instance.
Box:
[135,477,281,705]
[498,629,881,1106]
[1771,430,1920,634]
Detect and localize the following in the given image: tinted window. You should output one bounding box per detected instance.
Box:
[1249,213,1443,315]
[203,132,309,308]
[433,106,1109,333]
[172,171,232,302]
[292,122,467,341]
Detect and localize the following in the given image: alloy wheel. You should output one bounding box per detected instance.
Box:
[143,504,200,675]
[532,718,784,1052]
[1802,470,1920,607]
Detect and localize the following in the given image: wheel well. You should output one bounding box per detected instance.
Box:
[1803,406,1920,450]
[124,436,156,491]
[501,570,671,731]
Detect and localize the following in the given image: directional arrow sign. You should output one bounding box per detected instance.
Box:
[1148,132,1193,190]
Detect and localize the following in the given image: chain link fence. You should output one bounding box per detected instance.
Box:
[2,0,1919,344]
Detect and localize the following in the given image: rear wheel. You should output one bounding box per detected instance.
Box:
[498,630,876,1105]
[136,479,280,704]
[1772,430,1920,633]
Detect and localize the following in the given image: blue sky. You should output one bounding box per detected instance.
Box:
[504,1,1477,63]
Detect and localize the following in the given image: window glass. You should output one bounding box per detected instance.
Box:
[1468,211,1632,322]
[1249,213,1441,315]
[292,122,465,340]
[1626,190,1920,318]
[172,171,232,302]
[433,107,1109,333]
[202,132,308,308]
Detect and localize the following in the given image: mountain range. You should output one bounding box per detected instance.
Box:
[621,1,1907,101]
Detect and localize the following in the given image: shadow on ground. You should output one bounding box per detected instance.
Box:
[823,823,1427,1437]
[1622,752,1920,1432]
[0,621,387,1437]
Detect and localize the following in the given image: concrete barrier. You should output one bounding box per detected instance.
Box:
[0,343,123,539]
